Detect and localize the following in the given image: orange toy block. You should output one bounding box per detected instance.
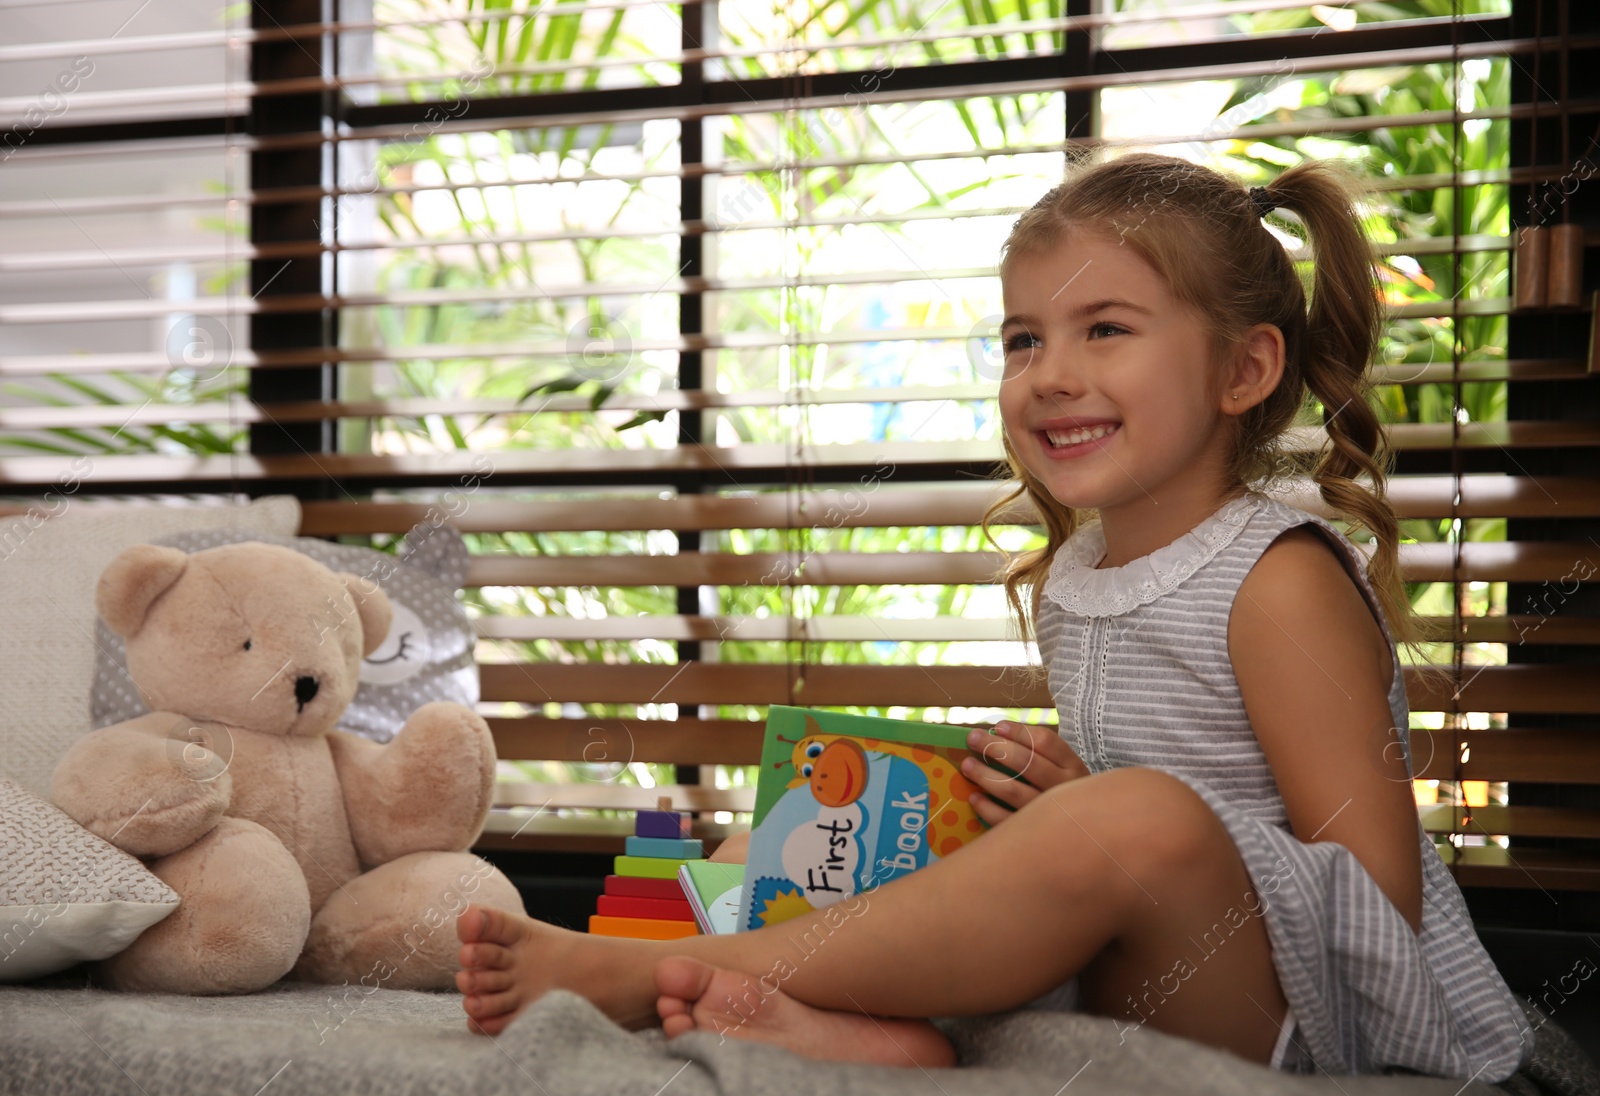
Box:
[587,914,700,940]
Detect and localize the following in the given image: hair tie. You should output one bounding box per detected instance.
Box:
[1248,186,1277,218]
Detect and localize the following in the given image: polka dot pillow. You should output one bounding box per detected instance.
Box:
[91,523,478,744]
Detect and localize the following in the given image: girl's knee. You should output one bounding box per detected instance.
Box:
[1040,767,1226,878]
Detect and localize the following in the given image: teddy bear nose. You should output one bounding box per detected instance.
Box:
[294,675,320,710]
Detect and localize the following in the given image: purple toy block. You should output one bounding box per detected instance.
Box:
[636,809,690,839]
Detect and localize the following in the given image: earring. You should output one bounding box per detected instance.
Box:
[1232,394,1239,401]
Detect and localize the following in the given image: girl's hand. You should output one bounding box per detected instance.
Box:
[961,722,1089,827]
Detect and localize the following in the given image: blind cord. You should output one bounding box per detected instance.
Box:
[1560,0,1572,223]
[1449,0,1466,867]
[226,1,240,504]
[783,14,809,707]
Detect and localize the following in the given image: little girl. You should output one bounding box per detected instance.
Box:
[454,153,1532,1081]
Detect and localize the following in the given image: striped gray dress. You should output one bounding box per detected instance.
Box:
[1030,488,1531,1080]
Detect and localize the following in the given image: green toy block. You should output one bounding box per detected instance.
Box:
[614,854,694,880]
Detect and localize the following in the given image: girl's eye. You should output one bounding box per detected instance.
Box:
[1003,331,1039,353]
[1088,322,1126,339]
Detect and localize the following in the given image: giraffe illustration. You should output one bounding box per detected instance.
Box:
[773,715,987,857]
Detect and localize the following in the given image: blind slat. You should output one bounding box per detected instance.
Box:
[477,616,1020,643]
[0,288,1543,325]
[473,813,744,854]
[294,473,1600,535]
[1441,846,1600,891]
[467,552,1008,589]
[0,163,1567,222]
[4,425,1599,490]
[474,614,1600,645]
[0,388,1019,429]
[0,228,1521,273]
[495,781,754,814]
[480,662,1052,708]
[1413,728,1600,784]
[476,662,1600,713]
[473,613,1600,646]
[459,541,1600,589]
[487,717,766,766]
[483,721,1600,779]
[1420,805,1600,839]
[3,348,1585,386]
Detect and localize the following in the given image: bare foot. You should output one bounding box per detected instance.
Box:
[654,955,956,1068]
[457,901,682,1036]
[456,904,548,1035]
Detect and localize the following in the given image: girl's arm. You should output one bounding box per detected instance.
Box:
[1229,526,1424,934]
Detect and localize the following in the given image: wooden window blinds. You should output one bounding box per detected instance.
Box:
[1,0,1597,921]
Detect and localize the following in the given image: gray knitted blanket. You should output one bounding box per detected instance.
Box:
[3,977,1574,1096]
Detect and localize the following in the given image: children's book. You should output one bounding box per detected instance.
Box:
[735,705,989,932]
[677,860,746,936]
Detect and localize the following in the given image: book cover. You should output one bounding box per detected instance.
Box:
[678,860,746,936]
[736,705,988,932]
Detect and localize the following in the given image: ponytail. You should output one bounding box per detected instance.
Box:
[1260,162,1437,680]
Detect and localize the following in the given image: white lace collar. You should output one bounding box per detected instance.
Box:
[1042,491,1268,617]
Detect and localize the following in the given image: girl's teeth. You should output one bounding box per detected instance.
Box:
[1046,424,1118,447]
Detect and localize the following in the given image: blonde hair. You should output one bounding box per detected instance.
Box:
[983,151,1436,679]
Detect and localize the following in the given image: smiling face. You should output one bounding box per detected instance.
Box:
[997,230,1239,533]
[810,739,870,809]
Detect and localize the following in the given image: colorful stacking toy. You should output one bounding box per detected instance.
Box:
[588,798,705,939]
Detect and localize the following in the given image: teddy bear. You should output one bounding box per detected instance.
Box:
[49,540,525,995]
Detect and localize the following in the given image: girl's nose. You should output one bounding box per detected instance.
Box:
[1022,347,1077,398]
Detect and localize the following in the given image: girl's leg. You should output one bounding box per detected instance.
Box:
[458,767,1288,1064]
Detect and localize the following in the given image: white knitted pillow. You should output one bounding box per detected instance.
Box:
[0,496,300,798]
[0,778,179,981]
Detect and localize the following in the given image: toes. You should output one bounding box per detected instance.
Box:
[657,993,689,1022]
[661,1011,696,1040]
[457,904,528,947]
[464,988,521,1020]
[654,955,718,1003]
[458,941,513,972]
[466,1013,512,1037]
[458,968,514,996]
[455,906,486,944]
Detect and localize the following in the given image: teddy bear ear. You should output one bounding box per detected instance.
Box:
[339,572,393,658]
[97,544,190,637]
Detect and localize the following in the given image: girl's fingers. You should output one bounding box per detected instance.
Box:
[961,755,1036,806]
[969,791,1012,828]
[990,722,1090,782]
[969,727,1036,779]
[999,721,1063,761]
[967,728,1064,791]
[968,730,1017,773]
